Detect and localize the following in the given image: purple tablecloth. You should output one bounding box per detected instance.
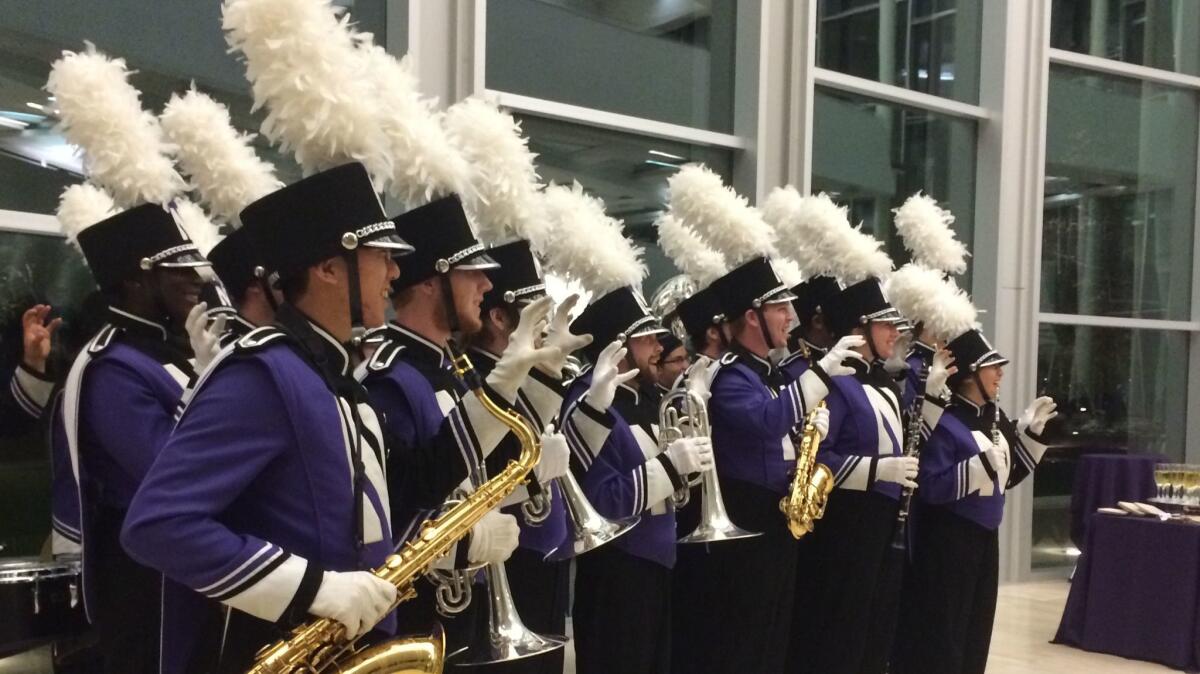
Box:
[1069,454,1160,548]
[1055,513,1200,671]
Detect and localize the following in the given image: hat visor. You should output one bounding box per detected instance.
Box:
[453,251,500,271]
[760,286,798,306]
[363,234,415,256]
[158,251,212,269]
[864,307,905,324]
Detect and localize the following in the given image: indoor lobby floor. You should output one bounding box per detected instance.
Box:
[0,580,1178,673]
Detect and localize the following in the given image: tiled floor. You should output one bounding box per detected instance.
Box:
[0,580,1179,673]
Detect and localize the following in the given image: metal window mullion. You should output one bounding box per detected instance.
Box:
[1049,47,1200,90]
[813,68,989,119]
[0,210,61,236]
[1037,312,1200,332]
[484,89,748,150]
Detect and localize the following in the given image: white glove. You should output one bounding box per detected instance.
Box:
[184,302,227,374]
[925,349,957,400]
[585,340,640,412]
[533,424,570,483]
[1018,396,1058,437]
[486,297,561,401]
[467,510,520,565]
[535,294,593,378]
[683,356,717,404]
[809,405,830,441]
[664,436,714,475]
[981,444,1010,489]
[309,570,397,639]
[876,456,919,489]
[817,335,866,377]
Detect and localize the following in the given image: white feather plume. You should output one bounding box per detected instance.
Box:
[539,182,645,295]
[826,222,893,285]
[666,164,776,266]
[223,0,392,188]
[160,87,282,226]
[46,44,186,208]
[56,183,117,248]
[358,46,472,208]
[773,258,805,288]
[172,199,224,256]
[762,187,848,277]
[892,192,969,275]
[885,263,977,340]
[655,212,727,288]
[442,96,546,246]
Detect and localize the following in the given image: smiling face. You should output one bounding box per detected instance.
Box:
[868,320,901,361]
[357,247,401,329]
[153,266,205,326]
[976,363,1004,399]
[627,333,664,383]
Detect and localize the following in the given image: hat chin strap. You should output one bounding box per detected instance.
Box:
[972,368,993,405]
[754,307,777,353]
[863,321,883,363]
[344,252,366,350]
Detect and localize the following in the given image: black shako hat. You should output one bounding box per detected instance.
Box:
[390,194,499,291]
[674,285,724,337]
[572,286,666,362]
[827,277,904,336]
[206,224,264,301]
[792,274,840,327]
[946,328,1009,388]
[709,257,796,321]
[481,240,546,310]
[239,162,413,282]
[76,201,210,289]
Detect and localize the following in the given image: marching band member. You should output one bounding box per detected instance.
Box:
[443,95,594,673]
[543,182,711,674]
[892,298,1057,674]
[123,164,414,673]
[45,44,225,673]
[891,193,972,409]
[665,166,851,673]
[792,218,914,674]
[161,88,286,344]
[1,305,59,438]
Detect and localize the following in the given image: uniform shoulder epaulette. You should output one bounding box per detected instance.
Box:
[86,324,119,355]
[235,326,289,352]
[366,340,406,372]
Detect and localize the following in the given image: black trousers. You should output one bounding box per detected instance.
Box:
[573,544,671,674]
[92,508,161,674]
[465,547,570,674]
[892,504,999,674]
[791,490,903,674]
[678,477,796,674]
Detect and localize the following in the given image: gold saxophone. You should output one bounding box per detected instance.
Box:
[248,349,541,674]
[779,400,834,539]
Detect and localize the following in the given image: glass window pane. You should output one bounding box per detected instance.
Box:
[1032,324,1188,568]
[811,87,977,282]
[515,114,733,291]
[0,229,99,555]
[488,0,737,132]
[817,0,983,104]
[0,0,388,214]
[1051,0,1200,76]
[1041,65,1197,320]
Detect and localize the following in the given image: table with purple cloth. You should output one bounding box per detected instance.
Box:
[1069,453,1161,548]
[1054,513,1200,671]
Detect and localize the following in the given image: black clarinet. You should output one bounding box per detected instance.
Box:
[891,364,927,551]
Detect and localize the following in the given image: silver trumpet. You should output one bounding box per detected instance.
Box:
[660,387,761,544]
[453,562,567,666]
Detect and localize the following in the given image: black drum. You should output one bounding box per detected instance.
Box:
[0,557,87,657]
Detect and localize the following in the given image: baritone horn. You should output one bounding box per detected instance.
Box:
[660,386,760,543]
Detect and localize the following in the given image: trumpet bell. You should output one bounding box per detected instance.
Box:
[678,518,761,544]
[544,514,639,562]
[337,624,446,674]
